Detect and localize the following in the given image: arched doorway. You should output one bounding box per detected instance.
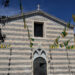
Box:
[33,57,47,75]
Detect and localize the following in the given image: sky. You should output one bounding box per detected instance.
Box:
[0,0,75,22]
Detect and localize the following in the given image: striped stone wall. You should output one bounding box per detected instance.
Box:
[0,14,75,75]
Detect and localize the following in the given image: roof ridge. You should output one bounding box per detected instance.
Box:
[0,10,73,29]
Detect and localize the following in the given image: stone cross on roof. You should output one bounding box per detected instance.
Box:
[37,4,40,10]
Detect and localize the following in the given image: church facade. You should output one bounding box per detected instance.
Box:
[0,9,75,75]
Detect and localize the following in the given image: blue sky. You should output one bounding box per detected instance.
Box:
[0,0,75,22]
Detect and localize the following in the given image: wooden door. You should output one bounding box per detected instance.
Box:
[33,57,47,75]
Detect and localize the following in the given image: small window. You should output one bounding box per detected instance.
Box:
[34,22,43,37]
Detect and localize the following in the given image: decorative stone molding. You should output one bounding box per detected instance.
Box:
[33,47,46,60]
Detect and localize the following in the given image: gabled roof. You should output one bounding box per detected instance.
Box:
[0,10,73,29]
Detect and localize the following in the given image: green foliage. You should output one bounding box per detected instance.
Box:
[29,38,34,48]
[50,16,75,49]
[23,16,26,29]
[63,40,70,47]
[0,44,11,48]
[59,43,64,48]
[31,38,34,41]
[54,36,60,45]
[61,28,68,38]
[72,15,75,22]
[67,21,71,28]
[66,45,74,49]
[20,0,23,13]
[2,0,10,7]
[19,1,34,48]
[19,0,26,29]
[30,42,33,48]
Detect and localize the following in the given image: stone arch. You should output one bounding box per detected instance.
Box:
[33,57,47,75]
[33,48,46,60]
